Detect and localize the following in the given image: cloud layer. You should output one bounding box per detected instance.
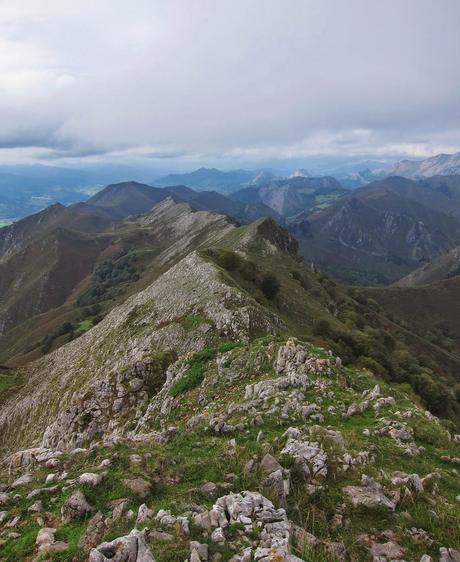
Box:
[1,0,460,166]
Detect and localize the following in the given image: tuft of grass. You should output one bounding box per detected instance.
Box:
[0,524,38,561]
[169,362,205,397]
[178,314,207,331]
[76,319,93,334]
[52,522,86,561]
[0,371,23,403]
[169,342,243,397]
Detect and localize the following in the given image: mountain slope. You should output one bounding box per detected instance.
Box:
[0,179,285,365]
[0,203,67,262]
[0,198,237,366]
[232,176,345,218]
[290,176,460,285]
[396,246,460,286]
[87,181,168,218]
[367,275,460,358]
[0,228,110,338]
[0,214,459,560]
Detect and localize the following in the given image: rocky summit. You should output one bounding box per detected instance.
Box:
[0,202,459,562]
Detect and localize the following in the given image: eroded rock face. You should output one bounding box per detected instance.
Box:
[275,339,333,377]
[439,548,460,562]
[281,437,328,480]
[89,529,155,562]
[61,490,93,523]
[193,491,292,560]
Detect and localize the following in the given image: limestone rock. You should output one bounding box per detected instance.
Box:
[123,478,151,498]
[210,527,225,543]
[89,528,155,561]
[11,473,34,489]
[0,492,10,506]
[190,541,208,561]
[78,472,104,487]
[369,540,405,559]
[61,490,93,523]
[343,475,395,511]
[260,453,283,476]
[281,437,327,480]
[79,511,107,552]
[198,491,292,559]
[200,482,218,496]
[136,504,154,525]
[439,548,460,562]
[36,527,68,554]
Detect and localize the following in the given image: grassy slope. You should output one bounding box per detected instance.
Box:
[205,220,460,425]
[0,339,458,561]
[367,276,460,357]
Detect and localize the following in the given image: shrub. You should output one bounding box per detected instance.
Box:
[259,274,280,300]
[216,250,242,271]
[313,319,332,337]
[239,259,258,281]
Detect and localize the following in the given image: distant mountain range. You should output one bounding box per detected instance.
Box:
[153,167,279,193]
[2,151,460,221]
[338,151,460,188]
[86,181,282,224]
[377,151,460,179]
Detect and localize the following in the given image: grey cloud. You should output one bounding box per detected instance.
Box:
[0,0,459,166]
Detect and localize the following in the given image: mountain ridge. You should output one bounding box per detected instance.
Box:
[0,203,459,560]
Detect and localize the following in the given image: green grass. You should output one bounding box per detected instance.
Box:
[0,373,18,393]
[76,319,93,334]
[0,524,38,561]
[0,371,22,403]
[1,339,460,561]
[52,522,86,561]
[169,362,205,397]
[177,314,208,331]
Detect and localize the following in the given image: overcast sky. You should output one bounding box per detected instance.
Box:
[1,0,460,168]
